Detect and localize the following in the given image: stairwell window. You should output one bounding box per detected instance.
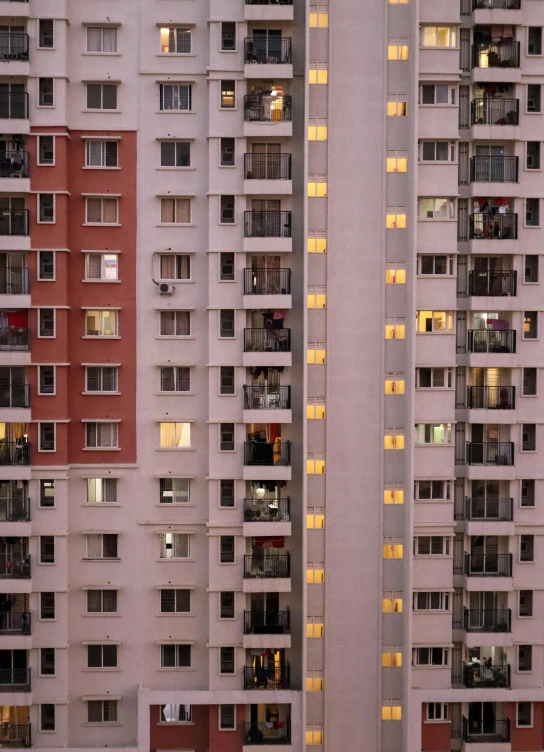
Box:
[85,422,118,449]
[307,563,325,583]
[384,486,404,505]
[383,592,403,612]
[421,26,456,48]
[160,27,191,54]
[388,38,408,60]
[85,310,118,336]
[160,197,191,224]
[384,430,405,450]
[307,343,326,363]
[413,647,449,666]
[385,374,405,394]
[387,95,407,116]
[416,310,453,333]
[86,83,117,110]
[382,650,403,667]
[308,178,327,197]
[383,541,403,559]
[309,7,328,27]
[385,265,406,284]
[86,197,118,224]
[160,84,192,111]
[306,672,324,692]
[386,151,407,173]
[159,422,191,449]
[382,703,402,721]
[307,508,325,528]
[308,118,327,140]
[159,533,190,559]
[415,423,453,445]
[386,206,407,228]
[385,318,406,339]
[307,287,327,308]
[307,454,325,474]
[309,63,328,84]
[307,399,326,419]
[307,618,324,637]
[306,727,324,745]
[413,536,450,556]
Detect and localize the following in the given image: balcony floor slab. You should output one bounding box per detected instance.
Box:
[243,634,291,649]
[243,294,292,310]
[243,521,291,537]
[243,577,291,593]
[243,465,291,482]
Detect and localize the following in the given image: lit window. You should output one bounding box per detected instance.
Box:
[416,310,453,333]
[307,454,325,474]
[382,704,402,721]
[307,342,326,363]
[388,38,409,60]
[309,63,328,84]
[159,532,190,559]
[159,422,191,448]
[85,310,118,337]
[389,0,408,3]
[386,150,408,173]
[385,318,406,339]
[386,264,406,284]
[306,671,324,691]
[384,374,405,395]
[387,95,408,116]
[309,6,328,26]
[308,119,327,141]
[307,400,326,419]
[307,508,325,528]
[307,288,327,308]
[159,26,192,54]
[307,619,324,637]
[384,486,404,505]
[415,423,452,445]
[307,563,325,583]
[384,430,405,450]
[383,594,403,613]
[421,26,456,48]
[308,231,327,253]
[386,206,407,228]
[306,727,324,745]
[87,478,117,504]
[308,179,327,197]
[383,541,404,560]
[418,198,454,219]
[382,650,403,666]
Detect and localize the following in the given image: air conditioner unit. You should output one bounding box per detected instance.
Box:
[159,283,174,295]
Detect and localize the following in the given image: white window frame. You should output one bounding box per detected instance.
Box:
[86,589,118,614]
[38,308,56,338]
[86,26,118,54]
[86,478,118,504]
[38,250,55,281]
[413,591,451,611]
[85,422,119,449]
[38,19,55,50]
[415,423,453,445]
[159,140,191,168]
[416,367,453,389]
[412,647,449,667]
[85,140,119,169]
[85,197,119,225]
[219,705,236,731]
[85,252,119,282]
[426,703,449,721]
[159,532,191,559]
[414,479,451,501]
[416,310,454,333]
[219,646,236,675]
[159,83,192,112]
[413,536,451,557]
[160,643,192,668]
[86,83,118,111]
[38,193,55,224]
[418,254,455,276]
[37,135,55,166]
[85,533,118,560]
[86,699,118,724]
[159,26,192,55]
[159,477,190,504]
[38,77,54,108]
[420,26,457,49]
[38,422,56,453]
[85,310,118,337]
[38,364,56,396]
[160,588,191,613]
[85,366,118,393]
[159,197,191,225]
[516,702,533,728]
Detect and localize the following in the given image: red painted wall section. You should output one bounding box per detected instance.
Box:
[421,704,451,752]
[507,702,543,751]
[208,705,245,752]
[149,705,209,752]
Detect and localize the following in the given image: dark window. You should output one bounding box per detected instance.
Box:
[523,368,537,396]
[520,534,535,562]
[39,308,55,337]
[39,20,54,48]
[160,589,190,613]
[526,198,540,227]
[220,535,235,563]
[528,27,542,56]
[525,255,539,283]
[40,592,55,620]
[221,80,235,108]
[524,311,538,339]
[519,590,533,617]
[220,195,235,223]
[220,137,235,166]
[220,253,235,281]
[40,536,55,564]
[221,22,236,51]
[87,83,117,110]
[528,84,541,113]
[40,480,54,507]
[517,702,533,727]
[220,479,235,507]
[87,644,118,668]
[220,705,235,730]
[220,591,235,618]
[527,142,541,170]
[39,366,55,395]
[416,481,448,500]
[220,309,235,337]
[220,366,235,395]
[39,194,54,223]
[521,479,536,507]
[523,424,536,451]
[38,136,54,166]
[39,423,55,452]
[40,648,55,675]
[220,647,235,674]
[39,78,54,107]
[38,250,54,279]
[220,423,235,451]
[160,141,190,167]
[518,644,532,671]
[40,704,55,731]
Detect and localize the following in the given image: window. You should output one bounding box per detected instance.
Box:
[87,26,117,53]
[220,535,235,563]
[87,478,117,504]
[160,589,190,613]
[220,366,235,395]
[383,486,404,505]
[39,308,55,337]
[415,423,452,445]
[419,255,454,275]
[413,592,450,611]
[87,589,117,613]
[220,647,235,674]
[520,534,535,562]
[219,705,235,730]
[86,534,118,560]
[385,206,407,228]
[160,197,191,224]
[307,343,327,363]
[86,367,118,393]
[159,366,190,393]
[159,422,191,449]
[384,430,405,450]
[523,367,537,396]
[85,253,118,281]
[87,644,118,668]
[38,365,55,395]
[40,648,55,675]
[519,590,533,617]
[86,141,118,168]
[522,424,536,451]
[524,255,539,283]
[413,647,449,666]
[526,198,540,227]
[39,423,55,452]
[307,400,326,419]
[524,311,538,340]
[385,318,406,339]
[307,563,325,583]
[40,480,54,507]
[421,26,456,48]
[308,118,328,140]
[86,83,117,110]
[413,536,450,556]
[419,198,454,219]
[307,509,325,528]
[308,179,327,197]
[38,136,54,166]
[85,422,118,449]
[307,288,326,308]
[219,423,235,452]
[309,6,329,26]
[160,141,190,167]
[527,142,540,170]
[521,479,535,507]
[517,702,533,728]
[40,592,55,620]
[385,264,406,284]
[388,38,408,60]
[421,141,453,162]
[383,540,404,559]
[306,671,324,691]
[159,478,190,504]
[220,309,235,338]
[382,650,402,667]
[220,195,235,224]
[416,368,452,389]
[307,618,324,637]
[221,22,236,51]
[307,454,325,474]
[309,63,328,84]
[220,591,235,619]
[220,80,235,108]
[421,84,452,105]
[416,310,453,333]
[159,533,190,559]
[161,644,191,668]
[415,480,451,500]
[387,95,407,116]
[160,84,192,111]
[39,78,54,107]
[38,194,54,223]
[518,644,533,671]
[306,726,324,743]
[383,593,403,612]
[40,705,55,731]
[160,705,192,723]
[160,254,190,280]
[159,311,190,336]
[527,84,542,113]
[40,536,54,564]
[87,700,118,724]
[85,310,118,336]
[220,480,235,507]
[38,250,55,281]
[220,252,235,281]
[308,233,326,254]
[86,197,118,224]
[528,27,542,56]
[160,27,191,54]
[427,703,448,721]
[39,19,54,48]
[220,138,235,166]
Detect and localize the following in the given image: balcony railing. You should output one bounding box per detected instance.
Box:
[469,213,517,240]
[0,668,30,691]
[472,0,520,8]
[244,153,292,181]
[244,553,290,578]
[243,663,290,690]
[0,330,29,352]
[0,152,28,179]
[465,441,513,466]
[244,268,291,295]
[244,610,290,634]
[467,329,516,354]
[0,382,29,409]
[0,609,30,635]
[470,156,518,183]
[244,441,291,466]
[470,98,519,126]
[464,552,512,576]
[244,386,291,410]
[464,607,511,632]
[244,37,291,64]
[0,268,29,295]
[244,94,292,123]
[463,717,510,744]
[463,662,510,688]
[0,553,30,578]
[244,498,291,522]
[244,211,292,238]
[0,209,28,236]
[244,328,291,353]
[244,721,291,745]
[0,34,28,62]
[467,386,515,409]
[0,441,30,465]
[0,92,28,120]
[468,270,516,297]
[462,496,514,521]
[0,724,31,748]
[0,496,29,521]
[472,41,520,69]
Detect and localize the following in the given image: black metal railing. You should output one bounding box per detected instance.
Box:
[244,94,292,122]
[468,270,516,296]
[244,553,291,578]
[0,382,29,408]
[0,554,30,578]
[244,153,292,180]
[467,386,515,409]
[464,552,512,576]
[0,609,30,635]
[0,268,29,295]
[467,329,516,354]
[470,156,518,183]
[0,668,30,691]
[244,498,291,521]
[463,717,509,743]
[244,328,291,353]
[243,663,290,690]
[0,34,28,62]
[0,496,29,521]
[0,724,31,748]
[0,92,29,120]
[0,210,28,236]
[244,610,290,634]
[470,98,519,126]
[0,330,29,352]
[0,152,28,179]
[244,211,292,238]
[0,441,30,465]
[244,37,291,64]
[463,496,514,521]
[463,662,510,688]
[472,41,520,69]
[469,213,517,240]
[244,268,291,295]
[464,607,511,632]
[244,441,291,466]
[244,721,291,745]
[473,0,520,8]
[466,441,514,466]
[244,386,291,410]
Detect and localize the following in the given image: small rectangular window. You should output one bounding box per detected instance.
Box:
[520,534,535,562]
[38,78,54,107]
[421,26,456,48]
[519,590,533,617]
[517,702,533,728]
[221,22,236,51]
[413,647,449,666]
[38,250,55,280]
[159,477,190,504]
[40,704,55,731]
[86,253,118,281]
[415,480,451,500]
[160,141,190,167]
[86,533,118,560]
[419,255,454,275]
[40,592,55,620]
[39,422,55,452]
[220,195,235,224]
[220,137,235,166]
[526,142,541,170]
[220,535,235,563]
[220,479,235,507]
[160,588,190,613]
[40,536,55,564]
[387,95,407,117]
[86,83,118,110]
[220,591,235,618]
[528,27,542,55]
[40,480,54,507]
[526,198,540,227]
[387,38,409,60]
[416,310,453,333]
[38,194,55,223]
[38,136,54,166]
[421,142,451,162]
[220,646,235,674]
[518,644,533,671]
[417,367,452,389]
[525,255,539,283]
[85,310,118,336]
[220,80,235,108]
[219,705,235,730]
[40,647,55,675]
[220,366,235,395]
[39,19,54,49]
[427,703,448,721]
[522,424,537,451]
[413,536,450,556]
[38,365,55,395]
[528,84,542,113]
[220,423,235,451]
[521,479,535,507]
[39,308,55,337]
[524,311,538,339]
[220,309,235,338]
[413,592,450,611]
[220,253,235,281]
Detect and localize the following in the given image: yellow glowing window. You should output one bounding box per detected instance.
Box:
[386,212,407,229]
[307,621,324,638]
[385,322,406,339]
[308,124,328,141]
[309,66,328,85]
[385,268,406,284]
[307,568,325,583]
[308,235,326,253]
[385,377,405,395]
[416,310,453,333]
[306,675,324,691]
[306,730,324,745]
[383,598,403,613]
[388,43,408,60]
[308,181,327,197]
[389,0,408,3]
[383,543,404,559]
[386,154,408,173]
[307,458,325,474]
[384,488,404,505]
[382,651,403,667]
[387,99,408,116]
[307,512,325,528]
[422,26,456,48]
[309,10,328,27]
[307,403,326,419]
[307,293,327,308]
[382,705,402,721]
[384,433,405,450]
[307,347,326,364]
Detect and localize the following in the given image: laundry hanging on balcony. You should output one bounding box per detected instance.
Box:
[253,536,285,548]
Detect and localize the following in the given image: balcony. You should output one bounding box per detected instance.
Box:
[0,553,30,578]
[0,609,30,635]
[467,271,516,297]
[0,442,29,465]
[0,154,29,194]
[244,153,292,196]
[0,724,31,748]
[243,269,292,309]
[0,33,28,62]
[244,498,290,522]
[243,329,292,368]
[472,41,520,70]
[472,0,519,8]
[0,383,29,409]
[461,496,514,521]
[466,386,515,410]
[244,721,291,745]
[0,93,28,122]
[467,330,515,354]
[244,610,290,635]
[0,496,29,521]
[244,554,290,578]
[0,269,28,297]
[244,94,292,138]
[0,210,28,237]
[0,668,30,692]
[466,442,513,466]
[244,0,293,23]
[244,386,291,411]
[243,663,290,690]
[244,211,291,239]
[464,552,512,576]
[469,213,517,240]
[470,98,518,126]
[244,441,291,466]
[244,38,292,79]
[463,662,510,688]
[470,157,518,185]
[464,607,511,632]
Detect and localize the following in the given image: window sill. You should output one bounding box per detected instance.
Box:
[156,502,194,507]
[159,279,194,284]
[157,110,196,115]
[424,719,451,724]
[157,53,196,58]
[82,447,122,452]
[157,667,195,672]
[82,336,121,340]
[82,667,121,672]
[157,447,195,452]
[82,279,122,284]
[157,167,195,171]
[156,223,196,228]
[82,53,122,57]
[156,391,194,396]
[82,613,121,617]
[82,503,122,507]
[82,166,121,171]
[156,558,195,563]
[82,391,121,396]
[156,336,195,340]
[156,612,195,617]
[83,723,122,727]
[157,721,195,726]
[83,558,121,562]
[83,223,121,227]
[82,109,121,114]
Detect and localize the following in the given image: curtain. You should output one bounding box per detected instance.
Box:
[160,422,191,448]
[161,199,175,223]
[87,27,102,52]
[86,198,102,223]
[160,255,191,280]
[86,142,103,167]
[175,198,190,223]
[102,28,117,53]
[102,199,118,224]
